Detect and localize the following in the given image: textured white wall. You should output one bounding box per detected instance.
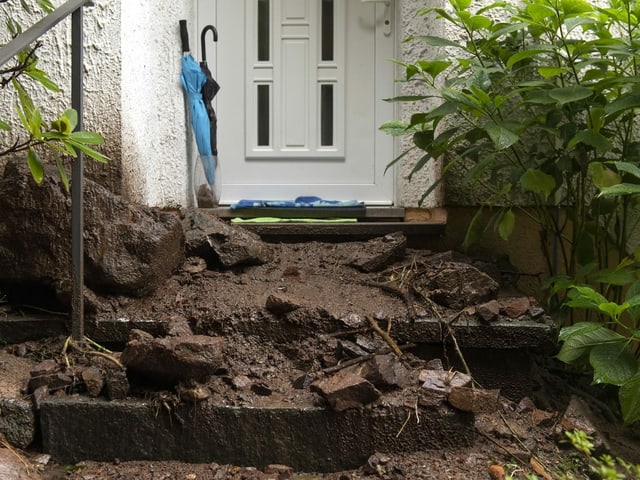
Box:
[120,0,195,207]
[397,0,446,208]
[2,0,443,209]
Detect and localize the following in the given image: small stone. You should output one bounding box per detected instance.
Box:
[178,382,211,402]
[448,386,500,413]
[337,340,368,359]
[28,372,73,393]
[251,382,273,396]
[476,300,500,322]
[182,256,207,274]
[424,358,444,371]
[499,297,531,318]
[165,315,193,337]
[355,334,379,353]
[105,369,129,400]
[339,313,365,329]
[265,293,302,315]
[489,464,505,480]
[232,375,252,390]
[363,354,413,389]
[32,385,49,410]
[81,366,105,398]
[516,396,536,414]
[29,359,60,377]
[311,371,381,411]
[264,464,293,479]
[531,409,556,428]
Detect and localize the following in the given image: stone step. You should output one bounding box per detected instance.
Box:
[39,397,474,472]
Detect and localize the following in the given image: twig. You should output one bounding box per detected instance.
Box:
[320,343,416,376]
[366,315,404,357]
[61,336,123,369]
[364,281,417,319]
[396,409,413,438]
[0,434,32,473]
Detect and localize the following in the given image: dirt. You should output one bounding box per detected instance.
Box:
[1,238,640,479]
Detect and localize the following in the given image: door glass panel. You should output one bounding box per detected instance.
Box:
[257,84,270,146]
[321,0,334,61]
[320,84,333,146]
[257,0,270,61]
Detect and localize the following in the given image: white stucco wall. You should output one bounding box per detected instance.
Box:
[2,0,444,209]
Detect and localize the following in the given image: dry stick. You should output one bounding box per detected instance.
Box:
[0,435,32,472]
[365,281,417,319]
[365,315,404,357]
[320,343,416,376]
[498,410,553,476]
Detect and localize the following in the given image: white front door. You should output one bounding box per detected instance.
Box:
[197,0,396,205]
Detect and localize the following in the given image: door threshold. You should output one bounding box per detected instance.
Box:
[206,207,447,241]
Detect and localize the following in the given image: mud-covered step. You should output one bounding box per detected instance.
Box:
[40,397,474,472]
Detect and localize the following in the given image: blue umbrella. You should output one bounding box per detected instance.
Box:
[179,20,216,186]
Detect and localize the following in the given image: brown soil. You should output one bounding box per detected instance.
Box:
[1,239,639,479]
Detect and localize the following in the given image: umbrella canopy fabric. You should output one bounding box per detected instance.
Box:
[180,20,215,186]
[200,25,220,158]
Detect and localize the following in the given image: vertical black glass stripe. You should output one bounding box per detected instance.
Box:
[320,84,333,146]
[257,0,270,61]
[321,0,334,61]
[257,84,270,146]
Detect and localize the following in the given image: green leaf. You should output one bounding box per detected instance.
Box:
[568,131,612,152]
[379,120,410,136]
[27,148,44,184]
[0,119,10,131]
[63,109,78,131]
[54,154,70,193]
[598,183,640,197]
[414,35,461,48]
[409,153,433,180]
[620,372,640,425]
[548,85,593,105]
[506,49,551,68]
[558,321,602,342]
[588,162,621,189]
[562,0,593,14]
[383,95,429,103]
[498,208,515,240]
[25,68,59,92]
[611,161,640,180]
[64,140,109,163]
[69,131,104,145]
[590,343,638,386]
[519,169,556,200]
[413,130,434,150]
[417,60,453,79]
[485,123,519,150]
[604,94,640,118]
[558,324,625,363]
[463,208,485,251]
[538,67,566,79]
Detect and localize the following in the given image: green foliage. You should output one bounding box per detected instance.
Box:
[381,0,640,282]
[564,429,640,478]
[558,284,640,424]
[1,0,107,189]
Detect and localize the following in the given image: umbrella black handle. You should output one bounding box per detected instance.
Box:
[179,20,190,53]
[200,25,218,63]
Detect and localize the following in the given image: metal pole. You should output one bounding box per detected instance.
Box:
[71,6,84,342]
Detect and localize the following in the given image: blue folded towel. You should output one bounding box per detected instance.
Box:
[231,196,364,209]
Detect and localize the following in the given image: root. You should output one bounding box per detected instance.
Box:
[366,315,403,358]
[61,335,123,369]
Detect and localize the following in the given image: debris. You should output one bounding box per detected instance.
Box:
[448,387,500,413]
[499,297,531,318]
[362,353,413,389]
[177,382,211,403]
[264,464,293,479]
[311,371,381,411]
[265,294,302,315]
[476,300,500,322]
[81,366,105,398]
[347,232,407,273]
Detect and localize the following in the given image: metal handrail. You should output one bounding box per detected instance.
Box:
[0,0,96,341]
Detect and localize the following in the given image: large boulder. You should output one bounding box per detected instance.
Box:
[182,209,273,268]
[0,158,184,301]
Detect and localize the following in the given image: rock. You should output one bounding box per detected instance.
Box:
[355,334,379,353]
[477,300,500,322]
[182,256,208,274]
[499,297,531,318]
[177,382,211,402]
[556,396,606,450]
[120,334,225,385]
[81,366,105,397]
[347,232,407,272]
[264,464,293,479]
[337,340,369,359]
[231,375,252,390]
[448,386,500,413]
[0,159,184,302]
[339,313,366,329]
[417,262,499,309]
[311,371,381,411]
[31,385,49,411]
[362,354,413,389]
[419,370,472,407]
[251,382,273,396]
[0,399,35,449]
[265,293,302,315]
[531,409,556,428]
[363,452,392,475]
[489,464,505,480]
[105,369,129,400]
[28,371,73,393]
[424,358,444,371]
[516,396,536,414]
[165,315,193,337]
[182,209,273,268]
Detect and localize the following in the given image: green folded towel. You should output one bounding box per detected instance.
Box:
[231,217,357,223]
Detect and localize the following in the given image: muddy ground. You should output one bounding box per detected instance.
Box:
[1,237,640,479]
